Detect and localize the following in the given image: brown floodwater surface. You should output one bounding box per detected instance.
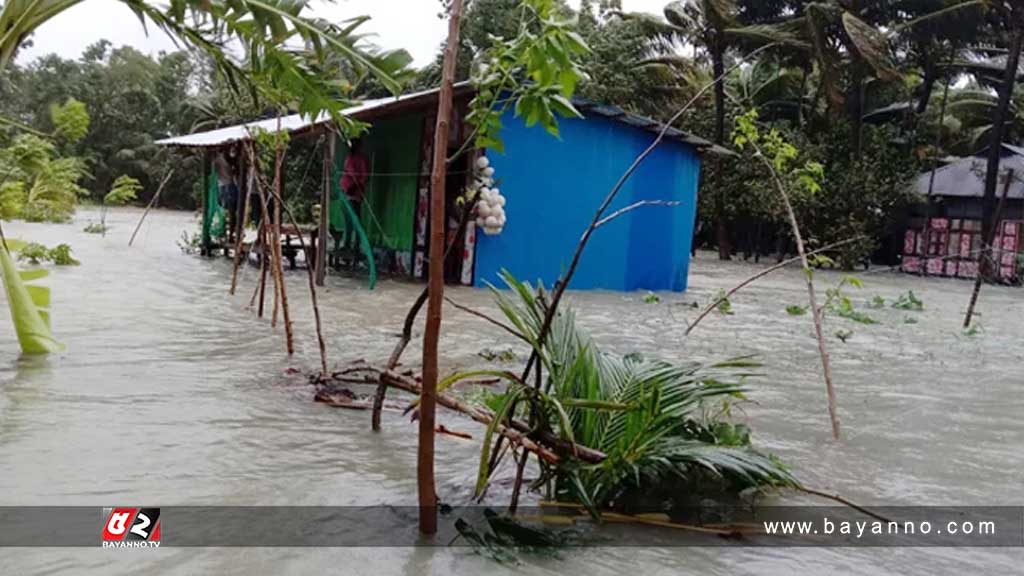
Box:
[0,208,1021,574]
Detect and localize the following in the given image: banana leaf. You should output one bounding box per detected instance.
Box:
[0,243,63,354]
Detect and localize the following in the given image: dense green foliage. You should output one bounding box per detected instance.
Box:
[465,272,796,514]
[2,0,1022,269]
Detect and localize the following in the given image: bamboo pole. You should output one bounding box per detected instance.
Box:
[257,226,269,317]
[272,134,295,355]
[229,155,255,295]
[316,132,334,286]
[418,0,464,536]
[201,154,212,256]
[258,164,331,377]
[250,154,274,321]
[128,169,174,247]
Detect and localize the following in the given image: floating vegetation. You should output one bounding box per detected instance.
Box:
[714,289,734,315]
[785,304,807,316]
[903,316,918,325]
[83,222,108,235]
[824,276,877,325]
[835,329,854,343]
[454,509,583,564]
[642,291,660,304]
[16,242,79,265]
[177,230,202,254]
[16,242,49,264]
[963,323,983,337]
[891,290,924,311]
[478,347,517,363]
[869,295,886,309]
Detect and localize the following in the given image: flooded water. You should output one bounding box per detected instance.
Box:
[1,208,1021,574]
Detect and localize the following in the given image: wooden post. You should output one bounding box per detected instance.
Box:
[234,143,246,248]
[128,169,174,247]
[229,151,255,295]
[418,0,464,537]
[201,153,212,256]
[317,132,334,286]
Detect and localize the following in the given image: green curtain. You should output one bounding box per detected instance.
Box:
[203,165,226,244]
[330,115,422,251]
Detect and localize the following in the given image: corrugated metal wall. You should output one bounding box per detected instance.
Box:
[474,113,701,292]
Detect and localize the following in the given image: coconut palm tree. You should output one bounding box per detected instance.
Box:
[0,0,411,129]
[618,0,805,259]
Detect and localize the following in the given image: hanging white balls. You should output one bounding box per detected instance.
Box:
[470,154,506,236]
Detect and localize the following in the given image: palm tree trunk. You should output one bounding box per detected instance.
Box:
[712,43,731,260]
[979,26,1024,280]
[850,64,865,160]
[418,0,464,536]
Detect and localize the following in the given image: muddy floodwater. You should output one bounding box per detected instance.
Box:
[1,208,1021,574]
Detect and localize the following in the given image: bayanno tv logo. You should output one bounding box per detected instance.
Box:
[101,507,161,548]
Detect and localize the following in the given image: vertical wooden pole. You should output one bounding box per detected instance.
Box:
[230,150,255,295]
[418,0,464,536]
[234,143,246,247]
[317,132,334,286]
[201,153,211,256]
[273,135,295,355]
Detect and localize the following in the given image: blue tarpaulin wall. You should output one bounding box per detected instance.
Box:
[474,113,701,292]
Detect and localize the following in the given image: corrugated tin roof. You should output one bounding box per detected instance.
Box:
[156,85,732,155]
[154,84,456,148]
[913,145,1024,200]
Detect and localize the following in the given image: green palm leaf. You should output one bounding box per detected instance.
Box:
[0,243,63,354]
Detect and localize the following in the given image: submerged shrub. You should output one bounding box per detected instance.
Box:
[466,272,797,515]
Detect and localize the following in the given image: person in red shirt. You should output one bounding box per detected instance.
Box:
[339,139,369,267]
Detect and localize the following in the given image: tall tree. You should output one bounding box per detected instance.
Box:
[620,0,803,259]
[979,5,1024,279]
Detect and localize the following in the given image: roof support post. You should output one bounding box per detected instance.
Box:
[316,132,334,286]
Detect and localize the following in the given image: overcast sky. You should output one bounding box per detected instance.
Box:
[18,0,670,68]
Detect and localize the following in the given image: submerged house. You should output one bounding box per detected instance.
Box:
[902,144,1024,281]
[157,86,726,291]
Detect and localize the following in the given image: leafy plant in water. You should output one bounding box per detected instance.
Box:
[478,347,518,363]
[454,509,580,564]
[869,295,886,309]
[48,244,79,266]
[448,271,797,516]
[835,329,854,343]
[824,275,876,325]
[16,242,50,265]
[714,289,734,315]
[90,175,141,235]
[177,229,202,255]
[14,242,79,266]
[785,304,807,316]
[891,290,924,311]
[642,291,660,304]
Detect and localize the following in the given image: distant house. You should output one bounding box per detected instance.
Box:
[902,144,1024,281]
[158,86,727,292]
